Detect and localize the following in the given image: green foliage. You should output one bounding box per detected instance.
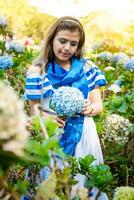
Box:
[78,155,96,174]
[87,164,112,192]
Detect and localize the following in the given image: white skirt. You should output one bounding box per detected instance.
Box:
[75,116,103,164]
[73,116,104,188]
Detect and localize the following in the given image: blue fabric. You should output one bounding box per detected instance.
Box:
[25,59,107,100]
[47,57,89,156]
[85,65,107,91]
[25,73,54,100]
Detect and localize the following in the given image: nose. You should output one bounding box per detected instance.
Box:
[64,42,71,51]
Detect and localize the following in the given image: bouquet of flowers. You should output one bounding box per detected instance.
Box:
[49,86,84,117]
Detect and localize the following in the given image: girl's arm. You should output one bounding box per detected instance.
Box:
[29,100,40,116]
[82,87,103,116]
[29,100,66,128]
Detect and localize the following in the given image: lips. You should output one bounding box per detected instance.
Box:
[62,52,70,57]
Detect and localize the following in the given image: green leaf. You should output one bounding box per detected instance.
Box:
[44,116,58,137]
[117,103,128,113]
[15,180,30,195]
[112,96,122,107]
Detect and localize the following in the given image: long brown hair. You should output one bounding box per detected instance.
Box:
[33,16,85,72]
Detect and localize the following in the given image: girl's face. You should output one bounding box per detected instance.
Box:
[52,30,80,63]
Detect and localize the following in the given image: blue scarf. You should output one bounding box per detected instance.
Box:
[47,57,89,156]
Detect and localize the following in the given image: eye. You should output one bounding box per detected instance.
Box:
[71,42,78,46]
[59,39,66,44]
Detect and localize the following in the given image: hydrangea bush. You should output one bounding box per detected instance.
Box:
[50,86,84,117]
[98,51,112,62]
[0,55,13,69]
[111,52,129,66]
[0,81,28,156]
[103,114,132,144]
[7,42,25,53]
[125,58,134,70]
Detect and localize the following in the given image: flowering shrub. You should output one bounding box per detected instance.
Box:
[0,81,28,156]
[7,42,25,53]
[125,58,134,70]
[108,79,123,93]
[0,55,13,69]
[111,52,129,66]
[50,86,84,117]
[113,186,134,200]
[103,114,132,144]
[98,51,112,62]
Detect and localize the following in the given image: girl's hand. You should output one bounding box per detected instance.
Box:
[81,101,93,116]
[56,116,66,128]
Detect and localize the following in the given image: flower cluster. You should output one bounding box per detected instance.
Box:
[50,86,84,117]
[108,84,121,93]
[0,56,13,69]
[98,51,112,62]
[125,58,134,71]
[104,114,132,144]
[0,81,29,156]
[111,52,129,66]
[7,42,25,53]
[113,186,134,200]
[0,16,7,28]
[104,66,115,72]
[108,79,123,93]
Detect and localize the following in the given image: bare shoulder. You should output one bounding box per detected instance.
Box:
[83,59,95,72]
[27,65,42,75]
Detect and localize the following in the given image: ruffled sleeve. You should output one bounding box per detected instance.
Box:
[83,60,107,92]
[25,66,54,100]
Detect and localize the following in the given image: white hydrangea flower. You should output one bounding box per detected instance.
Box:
[104,66,115,72]
[113,186,134,200]
[108,84,121,93]
[104,114,132,144]
[0,81,29,156]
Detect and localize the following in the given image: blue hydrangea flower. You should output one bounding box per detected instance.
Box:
[0,56,13,69]
[98,51,112,61]
[7,42,25,53]
[111,52,129,66]
[50,86,85,117]
[0,16,7,28]
[125,58,134,70]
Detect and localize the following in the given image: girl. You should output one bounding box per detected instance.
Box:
[25,16,107,199]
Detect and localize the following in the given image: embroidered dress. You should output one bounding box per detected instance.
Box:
[24,58,107,196]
